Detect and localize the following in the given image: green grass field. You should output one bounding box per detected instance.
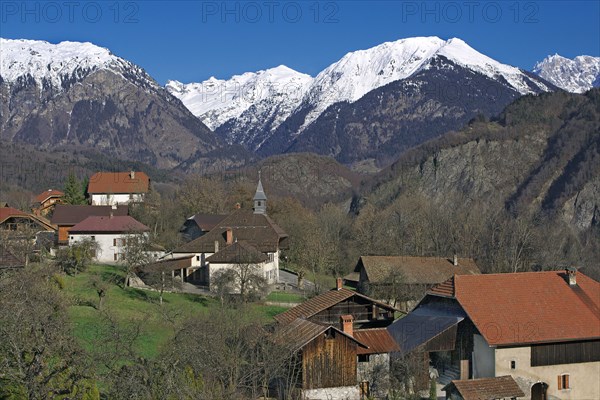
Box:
[63,264,287,360]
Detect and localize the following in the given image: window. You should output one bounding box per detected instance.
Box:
[358,354,370,363]
[90,236,95,241]
[510,360,516,369]
[558,374,570,390]
[196,255,200,261]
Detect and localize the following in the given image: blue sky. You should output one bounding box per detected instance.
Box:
[2,1,599,84]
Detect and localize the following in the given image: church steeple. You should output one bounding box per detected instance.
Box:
[253,171,267,215]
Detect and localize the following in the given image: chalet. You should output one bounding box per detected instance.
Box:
[387,269,600,399]
[274,279,401,398]
[32,189,64,216]
[346,255,481,311]
[168,176,288,289]
[0,207,55,234]
[68,215,149,263]
[179,213,227,242]
[51,205,128,245]
[87,171,150,205]
[273,318,368,400]
[443,375,525,399]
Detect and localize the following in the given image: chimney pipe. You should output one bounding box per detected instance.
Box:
[214,240,219,253]
[235,202,241,210]
[130,170,135,179]
[340,315,353,337]
[336,277,343,290]
[453,254,458,266]
[566,267,577,286]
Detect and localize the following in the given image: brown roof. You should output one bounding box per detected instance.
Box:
[70,216,149,233]
[0,207,55,231]
[191,214,228,231]
[206,241,268,264]
[87,171,150,194]
[354,328,400,355]
[430,271,600,346]
[174,209,288,254]
[0,207,27,222]
[427,275,456,297]
[356,255,481,285]
[51,205,129,225]
[141,255,194,273]
[274,318,367,352]
[443,376,525,400]
[35,189,64,203]
[274,288,399,325]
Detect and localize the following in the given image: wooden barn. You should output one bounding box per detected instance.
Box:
[274,318,367,400]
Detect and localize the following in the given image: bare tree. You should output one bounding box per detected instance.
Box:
[54,237,99,275]
[120,232,154,287]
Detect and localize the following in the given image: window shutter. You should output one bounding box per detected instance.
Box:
[565,374,569,389]
[558,375,562,390]
[113,238,117,246]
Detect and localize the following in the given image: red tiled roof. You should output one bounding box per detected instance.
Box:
[274,288,398,325]
[69,216,149,233]
[356,256,480,285]
[51,205,129,225]
[443,376,525,400]
[0,207,28,222]
[354,328,400,355]
[35,189,64,203]
[87,171,150,194]
[431,271,600,346]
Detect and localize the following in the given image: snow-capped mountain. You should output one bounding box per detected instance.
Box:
[533,54,600,93]
[166,66,312,130]
[0,38,158,92]
[0,38,221,169]
[297,37,550,130]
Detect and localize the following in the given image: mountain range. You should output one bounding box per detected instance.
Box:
[1,36,598,172]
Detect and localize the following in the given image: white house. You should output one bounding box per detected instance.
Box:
[167,175,288,290]
[68,215,150,263]
[87,171,150,206]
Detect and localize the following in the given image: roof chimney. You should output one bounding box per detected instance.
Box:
[235,202,241,210]
[453,254,458,266]
[225,228,233,245]
[214,240,219,253]
[109,211,114,219]
[340,315,353,337]
[336,277,343,290]
[566,267,577,286]
[130,170,135,179]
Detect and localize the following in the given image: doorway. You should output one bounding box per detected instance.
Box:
[531,382,547,400]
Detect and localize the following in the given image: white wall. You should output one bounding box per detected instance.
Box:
[70,232,147,264]
[302,386,360,400]
[495,346,600,400]
[472,334,495,378]
[90,193,144,205]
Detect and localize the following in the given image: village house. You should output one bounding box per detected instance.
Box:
[387,269,600,399]
[32,189,64,216]
[0,206,55,234]
[68,215,149,263]
[87,171,150,206]
[274,279,401,399]
[345,255,481,311]
[51,204,129,245]
[165,176,288,289]
[273,318,369,400]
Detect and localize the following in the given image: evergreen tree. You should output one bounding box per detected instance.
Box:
[63,173,86,205]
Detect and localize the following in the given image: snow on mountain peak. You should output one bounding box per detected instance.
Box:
[298,36,546,130]
[166,65,313,130]
[0,38,123,88]
[533,54,600,93]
